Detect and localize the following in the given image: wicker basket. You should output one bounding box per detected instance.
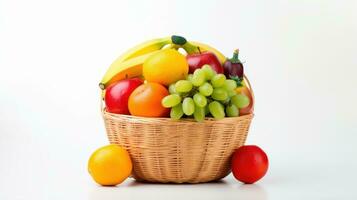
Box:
[101,76,254,183]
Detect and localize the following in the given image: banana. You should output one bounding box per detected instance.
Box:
[100,37,171,89]
[100,36,226,91]
[99,50,160,89]
[118,37,171,62]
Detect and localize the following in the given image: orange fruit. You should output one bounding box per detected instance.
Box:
[128,82,169,117]
[143,49,188,86]
[88,144,132,186]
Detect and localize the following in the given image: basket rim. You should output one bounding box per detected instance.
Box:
[102,108,254,124]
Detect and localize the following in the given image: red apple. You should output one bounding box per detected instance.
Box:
[232,145,269,184]
[186,51,224,74]
[105,78,143,114]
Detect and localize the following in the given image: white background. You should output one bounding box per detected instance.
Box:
[1,0,357,199]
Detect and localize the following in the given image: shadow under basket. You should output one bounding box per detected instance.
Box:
[102,110,253,183]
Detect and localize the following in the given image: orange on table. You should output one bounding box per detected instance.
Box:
[88,144,132,186]
[128,82,169,117]
[143,49,188,86]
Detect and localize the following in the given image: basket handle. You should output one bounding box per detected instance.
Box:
[243,74,255,103]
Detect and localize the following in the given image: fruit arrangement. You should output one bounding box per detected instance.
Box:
[89,35,268,185]
[101,35,253,121]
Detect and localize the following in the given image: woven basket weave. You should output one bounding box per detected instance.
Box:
[101,76,254,183]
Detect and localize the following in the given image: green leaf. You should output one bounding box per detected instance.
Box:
[229,76,243,87]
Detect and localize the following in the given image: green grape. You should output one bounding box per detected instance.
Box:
[168,84,177,94]
[204,105,210,115]
[211,88,228,101]
[193,93,207,107]
[175,80,193,93]
[161,94,181,108]
[231,94,250,108]
[186,74,193,81]
[170,103,184,120]
[227,89,237,97]
[220,98,230,105]
[223,79,237,91]
[191,69,206,86]
[182,97,195,115]
[201,65,216,80]
[225,104,239,117]
[193,105,205,122]
[208,101,225,119]
[211,74,226,88]
[198,82,213,96]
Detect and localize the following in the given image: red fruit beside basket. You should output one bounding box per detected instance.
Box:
[231,145,269,184]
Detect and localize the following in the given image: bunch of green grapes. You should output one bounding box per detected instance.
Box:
[161,65,250,122]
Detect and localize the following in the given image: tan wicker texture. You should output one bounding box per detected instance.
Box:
[101,76,254,183]
[102,112,253,183]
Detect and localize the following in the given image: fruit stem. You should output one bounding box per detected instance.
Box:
[230,49,241,63]
[182,42,200,54]
[99,83,105,90]
[171,35,200,55]
[230,76,243,87]
[171,35,187,45]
